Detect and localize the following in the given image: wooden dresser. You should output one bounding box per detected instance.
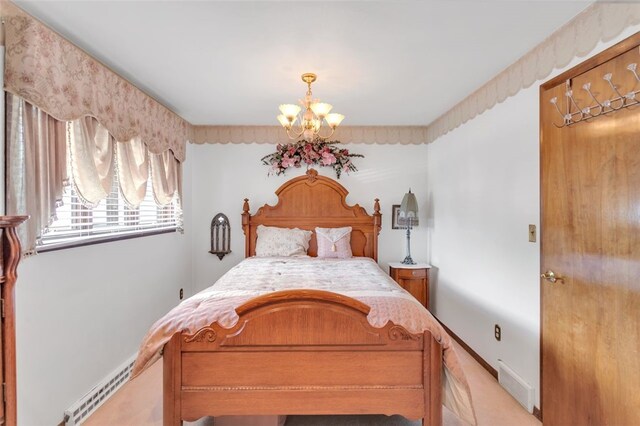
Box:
[389,262,431,309]
[0,216,28,426]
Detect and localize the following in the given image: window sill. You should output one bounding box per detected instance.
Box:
[37,227,180,254]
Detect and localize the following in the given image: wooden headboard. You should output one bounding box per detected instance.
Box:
[242,169,382,261]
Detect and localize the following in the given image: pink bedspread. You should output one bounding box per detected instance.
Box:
[132,257,476,425]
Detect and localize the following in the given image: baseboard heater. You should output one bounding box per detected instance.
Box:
[64,353,137,425]
[498,359,534,413]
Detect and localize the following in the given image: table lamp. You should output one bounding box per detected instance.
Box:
[399,189,419,265]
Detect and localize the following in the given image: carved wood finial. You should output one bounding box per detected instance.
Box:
[373,199,382,243]
[243,198,250,213]
[306,168,318,182]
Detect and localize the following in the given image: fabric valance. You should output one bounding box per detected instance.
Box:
[6,94,182,254]
[3,14,189,161]
[70,116,181,208]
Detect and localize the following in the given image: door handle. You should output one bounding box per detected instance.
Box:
[541,270,564,283]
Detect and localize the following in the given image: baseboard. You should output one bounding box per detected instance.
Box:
[533,406,542,421]
[63,353,137,425]
[436,317,543,419]
[436,319,498,379]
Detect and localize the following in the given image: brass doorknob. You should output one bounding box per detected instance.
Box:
[541,270,564,283]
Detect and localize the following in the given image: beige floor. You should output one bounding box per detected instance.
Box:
[85,341,540,426]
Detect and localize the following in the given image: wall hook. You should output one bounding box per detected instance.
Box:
[550,63,640,128]
[582,82,603,117]
[603,73,626,110]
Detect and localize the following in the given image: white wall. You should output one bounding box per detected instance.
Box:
[15,148,193,426]
[190,143,429,293]
[426,26,640,408]
[10,21,640,426]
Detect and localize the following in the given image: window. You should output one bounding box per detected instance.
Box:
[38,130,182,252]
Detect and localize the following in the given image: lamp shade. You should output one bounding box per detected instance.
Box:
[325,113,345,128]
[310,102,333,118]
[276,114,291,128]
[279,104,301,120]
[399,189,419,227]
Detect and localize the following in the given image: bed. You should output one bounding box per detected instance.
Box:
[132,169,475,426]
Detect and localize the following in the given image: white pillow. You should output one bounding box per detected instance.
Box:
[255,225,313,257]
[315,226,353,259]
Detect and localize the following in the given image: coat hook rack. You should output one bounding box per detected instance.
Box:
[550,48,640,127]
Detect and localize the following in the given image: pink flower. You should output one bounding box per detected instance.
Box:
[321,152,336,166]
[281,155,297,168]
[307,149,320,160]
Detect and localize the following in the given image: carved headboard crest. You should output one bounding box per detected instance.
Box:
[242,169,381,260]
[305,168,318,183]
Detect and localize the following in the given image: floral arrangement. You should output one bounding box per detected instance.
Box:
[261,139,364,179]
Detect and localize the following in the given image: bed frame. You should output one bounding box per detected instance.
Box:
[163,169,443,426]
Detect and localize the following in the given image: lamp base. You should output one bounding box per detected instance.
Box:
[401,255,416,265]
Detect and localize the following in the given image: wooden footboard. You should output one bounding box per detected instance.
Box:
[163,290,443,426]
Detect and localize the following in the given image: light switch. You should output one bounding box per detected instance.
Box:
[529,224,536,242]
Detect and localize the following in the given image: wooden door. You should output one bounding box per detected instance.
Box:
[540,35,640,425]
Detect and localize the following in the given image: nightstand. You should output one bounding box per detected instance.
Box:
[389,262,431,309]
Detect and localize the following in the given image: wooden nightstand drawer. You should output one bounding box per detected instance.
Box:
[388,263,431,309]
[396,268,427,279]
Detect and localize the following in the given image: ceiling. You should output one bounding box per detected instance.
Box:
[15,1,591,126]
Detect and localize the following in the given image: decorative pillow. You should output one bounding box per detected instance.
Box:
[316,226,353,259]
[255,225,313,257]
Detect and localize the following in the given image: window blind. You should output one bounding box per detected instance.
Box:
[39,166,181,251]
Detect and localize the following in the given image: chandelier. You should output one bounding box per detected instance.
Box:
[277,73,345,140]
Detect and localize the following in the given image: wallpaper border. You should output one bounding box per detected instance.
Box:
[192,125,428,145]
[425,2,640,143]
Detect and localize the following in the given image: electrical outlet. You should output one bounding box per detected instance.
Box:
[179,288,184,300]
[528,224,536,242]
[494,324,502,341]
